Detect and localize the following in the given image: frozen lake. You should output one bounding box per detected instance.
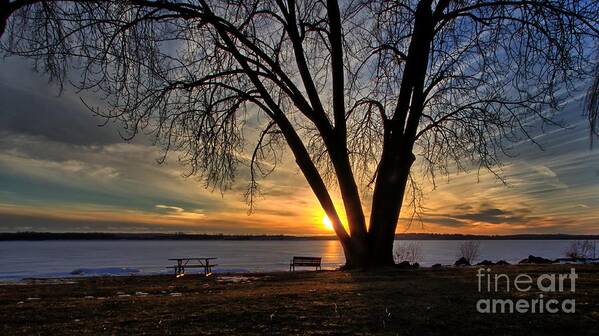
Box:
[0,240,593,280]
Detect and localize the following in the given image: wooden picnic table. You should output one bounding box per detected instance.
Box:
[168,257,217,277]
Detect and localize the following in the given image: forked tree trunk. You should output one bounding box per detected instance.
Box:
[339,151,415,269]
[335,0,433,269]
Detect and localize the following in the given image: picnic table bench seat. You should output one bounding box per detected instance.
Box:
[289,256,322,271]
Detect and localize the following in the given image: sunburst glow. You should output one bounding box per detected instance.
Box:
[322,215,334,231]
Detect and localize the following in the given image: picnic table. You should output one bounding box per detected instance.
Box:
[168,257,217,277]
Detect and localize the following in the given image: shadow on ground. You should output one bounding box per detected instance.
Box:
[1,265,598,335]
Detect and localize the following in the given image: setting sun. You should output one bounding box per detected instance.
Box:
[322,215,334,231]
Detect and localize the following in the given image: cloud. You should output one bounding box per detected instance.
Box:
[451,206,529,225]
[153,204,205,221]
[420,216,467,227]
[0,84,122,146]
[418,202,534,229]
[155,204,185,213]
[531,165,557,178]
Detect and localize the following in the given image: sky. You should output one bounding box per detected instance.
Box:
[0,55,598,235]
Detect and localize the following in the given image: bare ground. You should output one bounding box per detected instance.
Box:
[1,265,598,335]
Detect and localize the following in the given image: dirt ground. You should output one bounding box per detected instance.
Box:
[1,265,598,335]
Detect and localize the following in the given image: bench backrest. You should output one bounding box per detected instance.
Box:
[292,256,321,265]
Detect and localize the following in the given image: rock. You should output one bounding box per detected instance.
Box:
[531,255,552,264]
[454,257,470,266]
[396,261,411,269]
[396,261,419,269]
[496,260,510,265]
[431,263,443,268]
[476,260,495,266]
[518,255,553,264]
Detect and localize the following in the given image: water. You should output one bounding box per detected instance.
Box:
[0,240,593,280]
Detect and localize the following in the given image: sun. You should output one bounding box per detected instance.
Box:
[322,214,334,231]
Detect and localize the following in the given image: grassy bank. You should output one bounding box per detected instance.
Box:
[1,265,598,335]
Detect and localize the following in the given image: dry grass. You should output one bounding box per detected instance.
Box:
[1,265,598,335]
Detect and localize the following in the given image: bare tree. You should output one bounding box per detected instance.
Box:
[1,1,597,268]
[457,241,480,264]
[394,241,422,264]
[565,240,597,260]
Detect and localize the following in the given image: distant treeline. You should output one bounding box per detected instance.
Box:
[395,233,599,240]
[0,232,598,241]
[0,232,331,241]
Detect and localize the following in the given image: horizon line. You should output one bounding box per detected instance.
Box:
[1,231,598,241]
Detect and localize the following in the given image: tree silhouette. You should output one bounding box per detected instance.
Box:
[1,0,597,268]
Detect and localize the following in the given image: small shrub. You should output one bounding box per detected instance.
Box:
[565,240,596,259]
[394,241,423,264]
[457,241,480,264]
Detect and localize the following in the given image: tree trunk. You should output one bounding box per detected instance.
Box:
[339,0,434,269]
[339,149,415,269]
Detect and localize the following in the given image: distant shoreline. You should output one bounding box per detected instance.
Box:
[1,232,598,241]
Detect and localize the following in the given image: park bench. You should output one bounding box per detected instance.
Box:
[167,257,217,277]
[289,256,322,271]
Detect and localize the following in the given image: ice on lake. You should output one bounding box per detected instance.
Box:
[0,239,593,280]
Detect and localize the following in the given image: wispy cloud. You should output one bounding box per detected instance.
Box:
[155,204,185,213]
